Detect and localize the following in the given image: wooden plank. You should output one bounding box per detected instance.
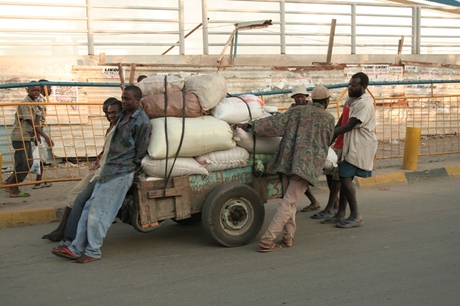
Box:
[138,181,158,226]
[147,186,186,198]
[172,177,191,220]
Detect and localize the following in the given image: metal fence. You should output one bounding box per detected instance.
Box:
[1,80,460,187]
[0,0,459,56]
[0,101,109,187]
[204,0,460,55]
[324,85,460,160]
[0,0,185,56]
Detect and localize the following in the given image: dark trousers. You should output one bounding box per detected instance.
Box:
[6,141,33,184]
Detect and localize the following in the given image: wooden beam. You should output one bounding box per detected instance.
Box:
[129,63,136,85]
[326,19,337,64]
[118,62,125,91]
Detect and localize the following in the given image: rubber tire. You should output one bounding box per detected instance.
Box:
[202,183,265,247]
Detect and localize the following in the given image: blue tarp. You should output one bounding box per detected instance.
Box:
[425,0,460,7]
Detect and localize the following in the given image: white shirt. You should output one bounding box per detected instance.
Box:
[342,93,378,171]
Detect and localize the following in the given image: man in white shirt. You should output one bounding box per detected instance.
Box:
[322,72,377,228]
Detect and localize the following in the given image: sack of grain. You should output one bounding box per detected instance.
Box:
[138,75,184,96]
[148,116,236,159]
[184,74,227,111]
[234,127,281,154]
[140,91,202,119]
[141,155,209,177]
[212,94,264,124]
[195,146,249,172]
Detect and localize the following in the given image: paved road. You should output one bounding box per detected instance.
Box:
[1,177,459,306]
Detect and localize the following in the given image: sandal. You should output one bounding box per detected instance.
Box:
[74,255,100,264]
[281,239,293,248]
[300,204,320,212]
[258,243,282,253]
[336,219,364,228]
[320,217,343,224]
[9,191,31,198]
[33,182,52,189]
[51,246,79,260]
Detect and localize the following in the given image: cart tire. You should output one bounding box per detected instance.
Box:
[202,183,265,247]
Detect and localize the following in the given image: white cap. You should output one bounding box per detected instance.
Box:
[290,86,309,98]
[311,86,330,100]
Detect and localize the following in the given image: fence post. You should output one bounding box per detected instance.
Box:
[403,127,421,170]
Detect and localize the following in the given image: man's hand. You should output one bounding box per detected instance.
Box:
[45,136,54,147]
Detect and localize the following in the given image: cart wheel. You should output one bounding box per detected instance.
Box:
[124,194,167,233]
[202,183,265,247]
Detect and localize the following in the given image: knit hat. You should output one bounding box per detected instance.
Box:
[311,85,330,100]
[290,86,309,98]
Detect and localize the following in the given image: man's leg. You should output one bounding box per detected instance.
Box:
[302,189,320,211]
[81,173,134,259]
[42,206,71,242]
[340,176,360,220]
[259,175,308,249]
[283,178,310,245]
[42,171,96,241]
[7,141,32,196]
[63,180,97,244]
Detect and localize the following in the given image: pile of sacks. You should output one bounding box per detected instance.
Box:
[138,74,336,179]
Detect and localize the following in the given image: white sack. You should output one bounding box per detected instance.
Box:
[138,75,184,96]
[212,94,265,124]
[142,156,208,177]
[148,116,236,159]
[234,127,282,154]
[195,146,250,172]
[184,74,227,111]
[323,147,338,171]
[30,144,41,175]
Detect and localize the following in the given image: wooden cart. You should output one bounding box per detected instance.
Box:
[122,166,283,247]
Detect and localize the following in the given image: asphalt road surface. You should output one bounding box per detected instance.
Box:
[1,177,459,306]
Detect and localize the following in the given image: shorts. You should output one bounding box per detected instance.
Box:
[323,148,342,181]
[339,160,372,178]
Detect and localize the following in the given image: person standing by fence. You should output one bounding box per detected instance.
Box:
[3,82,53,198]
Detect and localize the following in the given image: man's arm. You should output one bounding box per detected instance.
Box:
[335,113,343,129]
[133,122,152,168]
[34,126,53,146]
[331,117,361,144]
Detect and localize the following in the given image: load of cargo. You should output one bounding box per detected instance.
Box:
[138,74,337,179]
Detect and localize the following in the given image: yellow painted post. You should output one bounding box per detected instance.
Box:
[403,127,421,170]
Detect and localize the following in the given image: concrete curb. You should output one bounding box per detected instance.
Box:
[1,166,459,229]
[357,165,460,187]
[0,207,59,228]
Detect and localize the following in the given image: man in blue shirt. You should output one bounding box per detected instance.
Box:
[52,85,152,263]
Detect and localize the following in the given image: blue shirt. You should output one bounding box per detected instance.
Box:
[98,107,152,183]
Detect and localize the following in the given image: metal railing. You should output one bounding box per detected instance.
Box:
[0,0,185,56]
[0,0,458,56]
[1,79,460,188]
[204,0,460,55]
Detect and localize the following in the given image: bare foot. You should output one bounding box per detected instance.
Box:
[42,229,64,242]
[300,203,321,212]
